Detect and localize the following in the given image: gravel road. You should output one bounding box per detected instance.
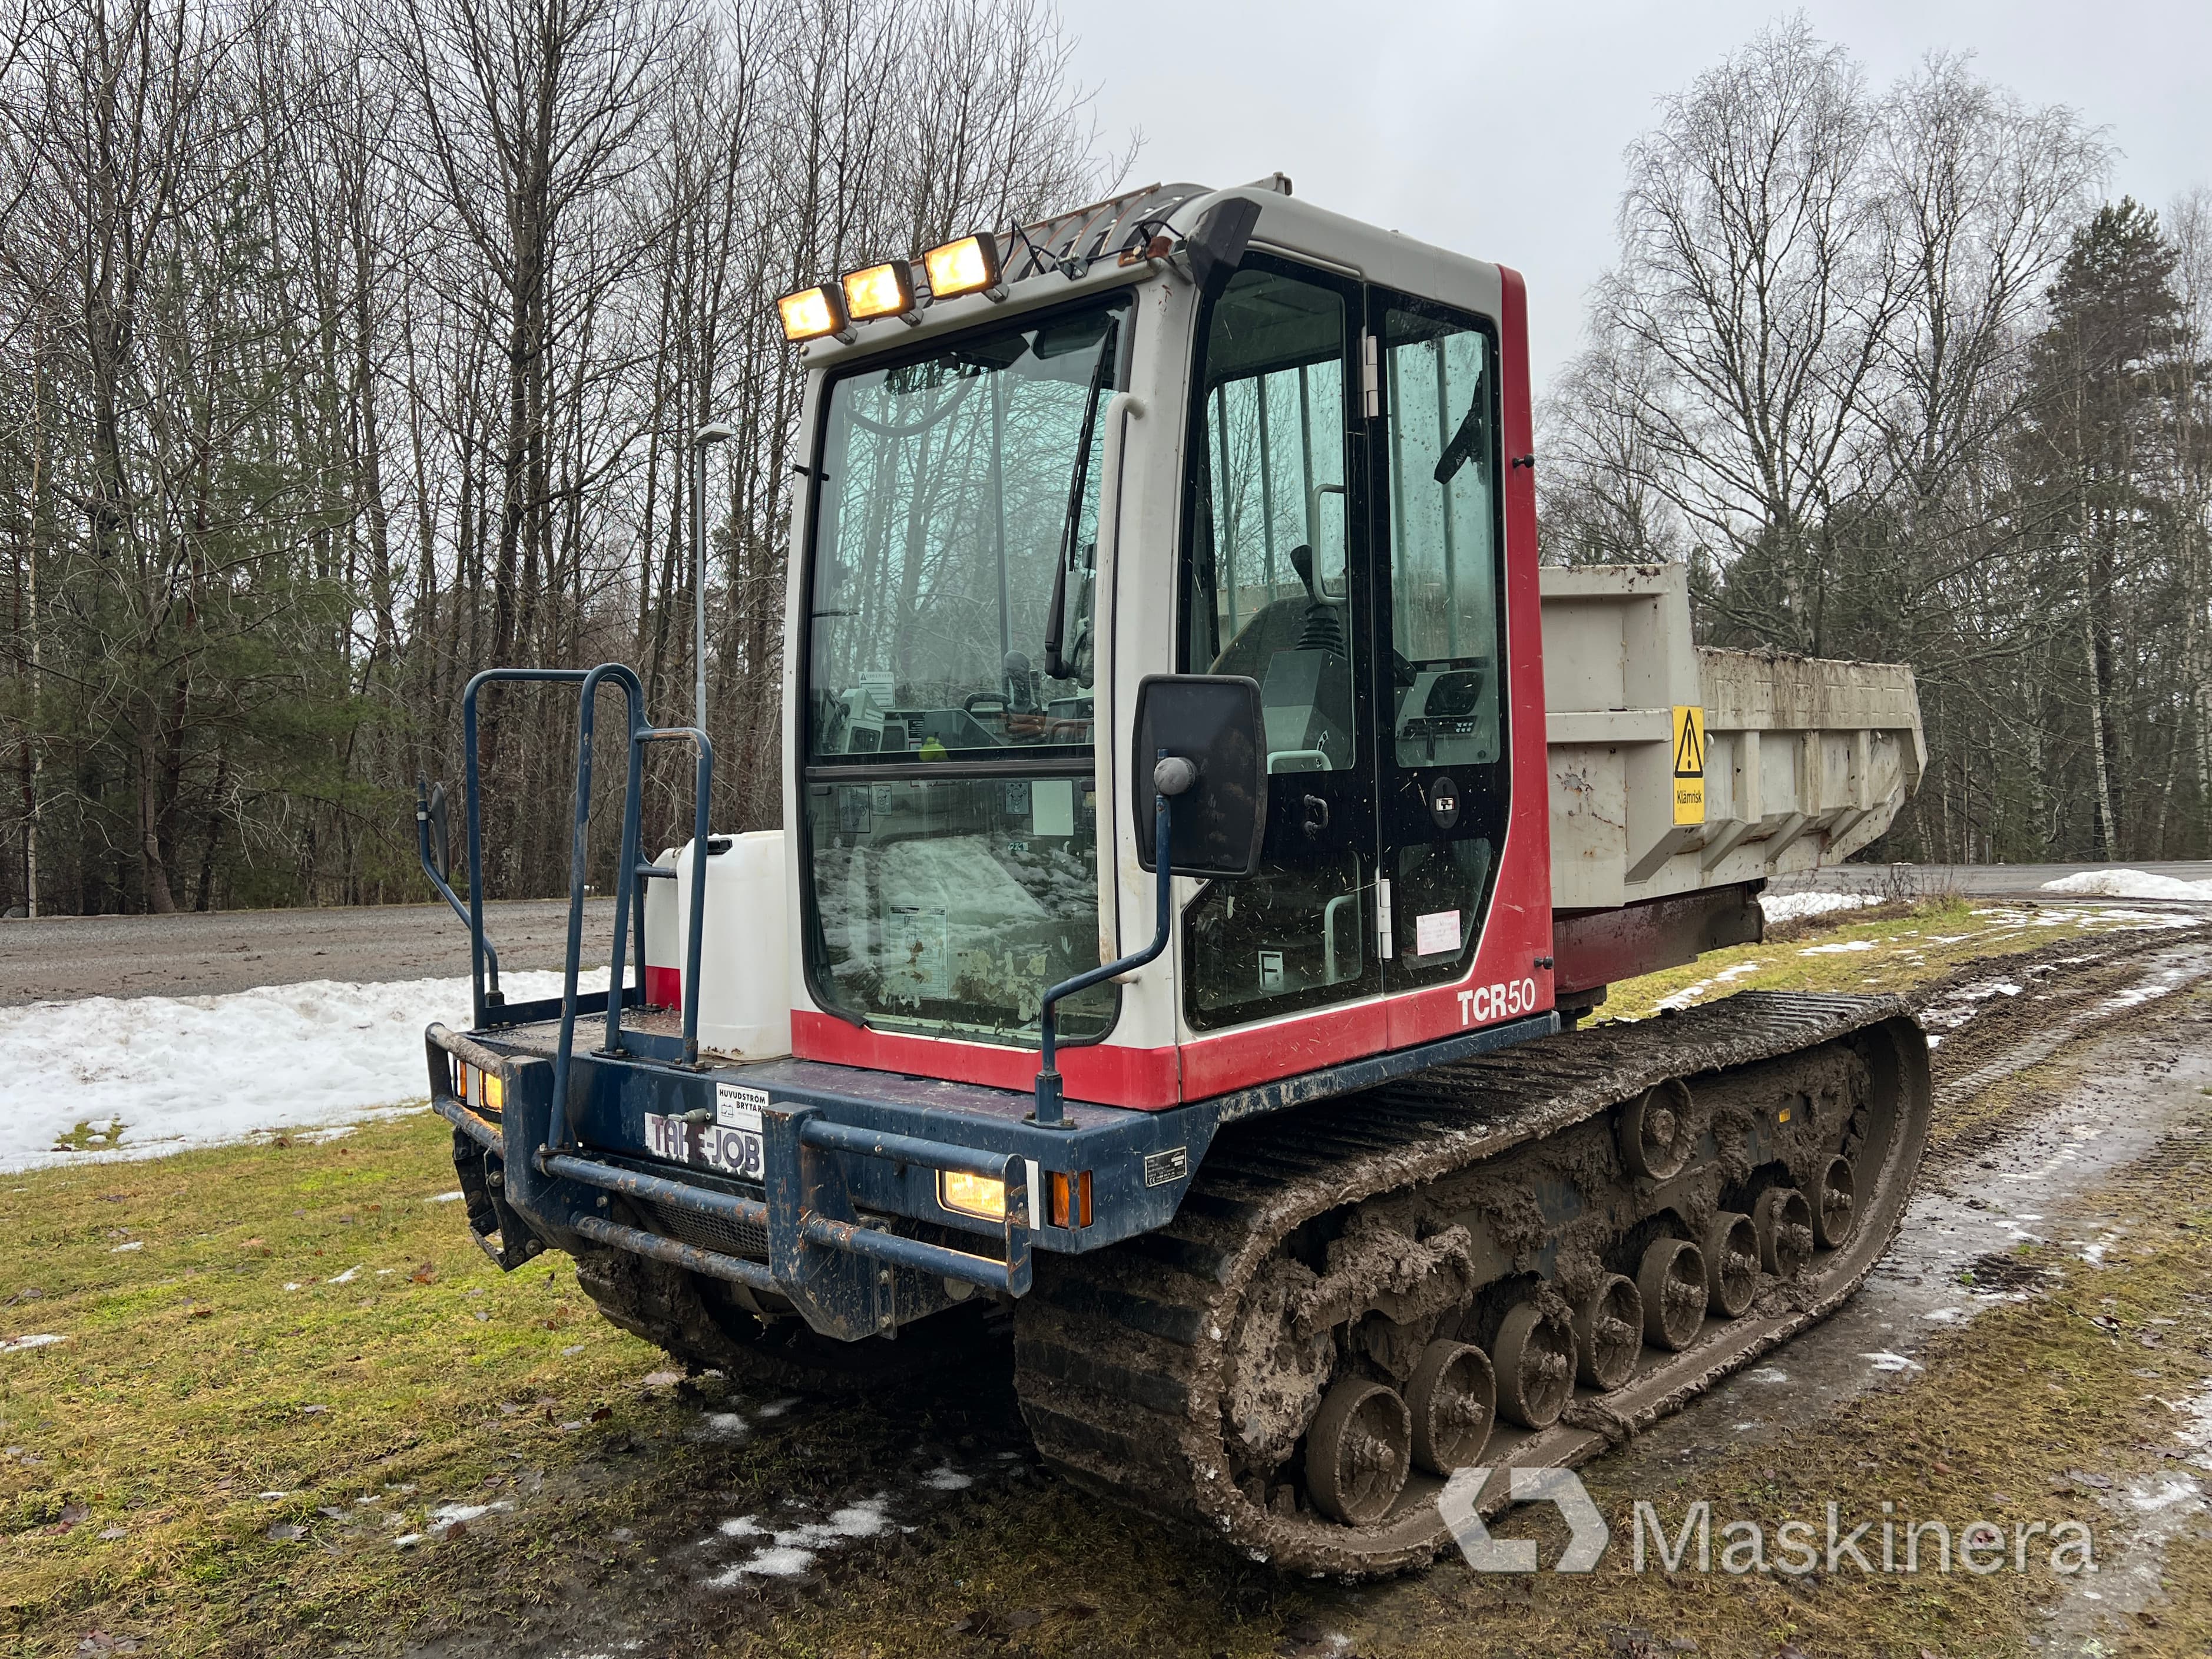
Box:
[0,899,617,1007]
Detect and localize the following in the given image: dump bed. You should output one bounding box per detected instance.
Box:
[1541,563,1924,913]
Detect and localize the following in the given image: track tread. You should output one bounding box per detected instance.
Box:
[1014,991,1930,1577]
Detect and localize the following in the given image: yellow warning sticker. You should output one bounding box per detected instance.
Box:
[1671,704,1707,826]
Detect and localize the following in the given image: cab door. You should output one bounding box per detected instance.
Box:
[1363,293,1512,1004]
[1176,254,1382,1032]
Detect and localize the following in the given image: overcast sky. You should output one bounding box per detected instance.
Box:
[1053,0,2212,398]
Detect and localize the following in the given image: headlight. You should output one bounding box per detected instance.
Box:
[938,1168,1006,1220]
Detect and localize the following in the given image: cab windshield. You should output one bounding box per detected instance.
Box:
[799,294,1127,1047]
[807,296,1126,761]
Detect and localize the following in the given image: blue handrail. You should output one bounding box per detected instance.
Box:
[455,664,714,1157]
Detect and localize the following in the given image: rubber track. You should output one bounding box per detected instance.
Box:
[1013,991,1931,1576]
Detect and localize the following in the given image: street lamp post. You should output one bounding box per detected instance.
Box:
[693,422,736,733]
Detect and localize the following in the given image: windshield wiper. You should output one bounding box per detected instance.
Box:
[1042,317,1120,681]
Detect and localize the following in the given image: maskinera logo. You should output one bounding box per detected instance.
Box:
[1437,1470,2098,1578]
[1438,1467,1609,1572]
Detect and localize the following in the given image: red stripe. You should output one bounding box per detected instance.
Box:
[791,1009,1182,1109]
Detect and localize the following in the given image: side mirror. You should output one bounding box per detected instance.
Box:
[426,780,453,885]
[1132,674,1268,877]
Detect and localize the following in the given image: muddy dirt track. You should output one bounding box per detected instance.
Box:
[369,917,2212,1659]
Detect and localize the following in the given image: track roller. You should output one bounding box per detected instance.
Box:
[1637,1236,1707,1350]
[1702,1211,1760,1316]
[1405,1339,1496,1475]
[1306,1377,1412,1526]
[1492,1301,1576,1428]
[1573,1274,1645,1389]
[1618,1078,1695,1179]
[1754,1186,1816,1277]
[1814,1153,1857,1246]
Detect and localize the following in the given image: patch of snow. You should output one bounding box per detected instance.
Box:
[1744,1367,1788,1384]
[920,1464,972,1491]
[1760,890,1882,924]
[2042,868,2212,902]
[428,1191,466,1203]
[1862,1351,1924,1373]
[0,1333,63,1353]
[2126,1477,2202,1513]
[326,1266,361,1285]
[755,1398,799,1419]
[0,968,608,1173]
[393,1532,425,1549]
[703,1497,894,1585]
[428,1499,512,1527]
[1802,939,1876,955]
[110,1240,143,1253]
[1654,958,1766,1013]
[690,1411,747,1441]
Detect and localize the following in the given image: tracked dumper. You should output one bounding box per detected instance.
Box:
[415,178,1930,1575]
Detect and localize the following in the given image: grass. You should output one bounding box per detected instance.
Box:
[0,1115,694,1655]
[5,897,2208,1656]
[1602,893,2184,1021]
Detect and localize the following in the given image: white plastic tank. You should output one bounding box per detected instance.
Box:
[664,831,792,1061]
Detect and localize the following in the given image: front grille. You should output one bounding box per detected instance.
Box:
[637,1197,769,1260]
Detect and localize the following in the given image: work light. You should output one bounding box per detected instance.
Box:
[776,283,848,343]
[922,233,1002,300]
[843,259,916,322]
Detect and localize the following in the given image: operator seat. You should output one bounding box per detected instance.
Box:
[1208,543,1345,680]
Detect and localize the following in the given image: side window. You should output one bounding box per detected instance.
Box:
[1381,310,1500,769]
[1186,267,1356,774]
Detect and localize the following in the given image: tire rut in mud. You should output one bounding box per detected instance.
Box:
[1909,925,2212,1170]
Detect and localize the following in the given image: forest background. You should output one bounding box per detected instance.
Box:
[1,3,2203,915]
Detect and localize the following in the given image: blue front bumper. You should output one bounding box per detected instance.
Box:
[425,1001,1554,1343]
[422,1015,1220,1341]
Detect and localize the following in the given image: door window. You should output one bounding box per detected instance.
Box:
[1380,310,1501,769]
[1180,261,1377,1028]
[1375,303,1508,985]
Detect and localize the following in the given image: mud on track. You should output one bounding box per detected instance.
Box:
[383,918,2212,1659]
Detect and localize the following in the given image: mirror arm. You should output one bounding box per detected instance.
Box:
[416,773,501,989]
[1030,756,1191,1129]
